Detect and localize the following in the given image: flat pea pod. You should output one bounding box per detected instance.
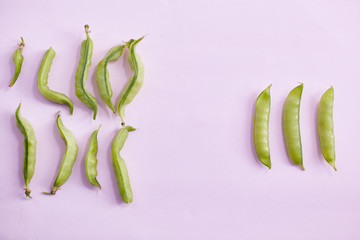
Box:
[44,113,78,195]
[95,44,127,113]
[15,103,36,199]
[254,84,272,169]
[75,24,98,119]
[9,37,25,87]
[318,86,336,170]
[112,125,136,203]
[38,47,74,114]
[117,37,145,126]
[282,83,304,170]
[85,125,102,189]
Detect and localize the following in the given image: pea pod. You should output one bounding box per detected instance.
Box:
[44,113,78,195]
[112,125,136,203]
[38,47,74,114]
[318,86,336,170]
[9,37,25,87]
[117,37,145,126]
[254,84,272,169]
[85,125,102,189]
[282,83,304,170]
[15,103,36,199]
[75,25,98,119]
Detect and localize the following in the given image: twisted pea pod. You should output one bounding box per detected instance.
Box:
[38,47,74,114]
[85,125,102,189]
[254,84,272,169]
[15,103,36,199]
[44,113,78,195]
[96,41,133,113]
[9,37,25,87]
[117,37,145,126]
[75,25,98,119]
[112,125,136,203]
[282,83,304,170]
[318,86,336,170]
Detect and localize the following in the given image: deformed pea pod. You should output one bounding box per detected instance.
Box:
[318,86,336,171]
[85,125,102,189]
[112,125,136,203]
[9,37,25,87]
[282,83,304,170]
[44,113,78,195]
[15,103,36,199]
[254,84,272,169]
[117,37,145,126]
[38,47,74,114]
[95,42,131,113]
[75,24,98,119]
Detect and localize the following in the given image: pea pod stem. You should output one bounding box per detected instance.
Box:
[44,112,78,195]
[254,84,272,169]
[282,83,304,170]
[117,36,145,126]
[75,24,98,119]
[318,86,336,171]
[112,125,136,203]
[85,125,102,189]
[9,37,25,87]
[38,47,74,114]
[15,103,37,199]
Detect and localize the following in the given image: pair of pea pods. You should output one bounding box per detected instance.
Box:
[254,83,336,170]
[16,104,135,203]
[10,25,145,126]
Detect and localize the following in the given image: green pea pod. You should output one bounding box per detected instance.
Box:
[75,25,98,119]
[254,84,272,169]
[112,125,136,203]
[96,45,126,113]
[44,113,78,195]
[85,125,102,189]
[15,103,36,199]
[38,47,74,114]
[318,86,336,170]
[117,37,145,126]
[283,83,304,170]
[9,37,25,87]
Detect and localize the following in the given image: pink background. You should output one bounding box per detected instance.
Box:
[1,0,360,239]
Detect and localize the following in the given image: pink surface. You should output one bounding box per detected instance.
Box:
[1,0,360,239]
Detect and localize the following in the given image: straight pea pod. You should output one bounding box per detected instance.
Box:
[282,83,304,170]
[254,84,272,169]
[112,125,136,203]
[15,103,36,198]
[95,42,131,113]
[75,25,98,119]
[85,125,102,189]
[318,86,336,170]
[9,37,25,87]
[44,113,78,195]
[117,37,145,126]
[38,47,74,114]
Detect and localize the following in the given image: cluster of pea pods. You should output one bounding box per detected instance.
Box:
[11,25,145,203]
[253,83,336,170]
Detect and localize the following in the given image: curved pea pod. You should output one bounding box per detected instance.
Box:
[112,125,136,203]
[44,113,78,195]
[96,45,127,113]
[9,37,25,87]
[318,86,336,170]
[254,84,272,169]
[15,103,37,199]
[282,83,304,170]
[117,37,145,126]
[85,125,102,189]
[38,47,74,114]
[75,25,98,119]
